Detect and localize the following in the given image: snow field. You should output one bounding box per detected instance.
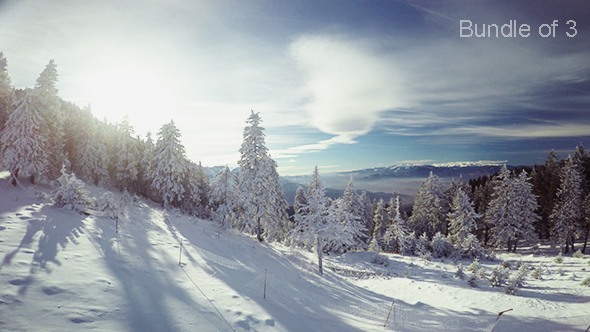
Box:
[1,174,590,331]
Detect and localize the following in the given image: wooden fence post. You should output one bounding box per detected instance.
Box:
[384,302,394,327]
[263,269,267,299]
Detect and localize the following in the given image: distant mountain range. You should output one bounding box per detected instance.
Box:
[207,161,516,208]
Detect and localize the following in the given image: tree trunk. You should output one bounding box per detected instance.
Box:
[256,217,263,242]
[29,174,35,184]
[317,237,324,275]
[582,224,589,254]
[512,237,519,253]
[506,238,512,253]
[11,168,19,186]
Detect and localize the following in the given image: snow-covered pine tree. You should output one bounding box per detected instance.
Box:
[371,198,388,250]
[550,156,584,253]
[91,120,111,186]
[237,111,288,242]
[209,165,238,229]
[583,192,590,253]
[360,191,375,239]
[331,177,367,250]
[181,160,203,216]
[68,105,101,184]
[191,161,211,218]
[533,150,560,240]
[431,231,453,258]
[135,132,155,197]
[0,89,50,185]
[113,115,139,192]
[383,195,410,254]
[409,172,449,238]
[52,167,93,214]
[447,186,480,246]
[0,52,15,132]
[486,166,538,252]
[294,186,308,217]
[35,60,66,181]
[288,166,342,275]
[149,120,186,209]
[261,155,290,242]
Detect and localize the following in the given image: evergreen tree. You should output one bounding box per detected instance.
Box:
[35,60,66,181]
[332,177,368,250]
[533,150,560,239]
[360,191,374,239]
[237,111,288,242]
[0,52,15,132]
[182,160,203,216]
[371,198,388,250]
[209,165,238,229]
[486,166,537,252]
[447,186,480,246]
[409,172,449,237]
[293,186,308,217]
[288,166,342,275]
[583,192,590,253]
[383,195,411,254]
[150,120,186,208]
[0,89,50,184]
[52,167,93,214]
[113,115,139,191]
[551,156,584,253]
[136,132,155,197]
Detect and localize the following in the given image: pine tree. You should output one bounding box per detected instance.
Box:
[289,166,342,275]
[0,89,50,184]
[533,150,560,239]
[113,115,139,191]
[360,191,374,239]
[583,193,590,253]
[551,156,584,253]
[182,160,203,216]
[331,177,367,250]
[409,172,449,237]
[447,186,480,246]
[0,52,15,132]
[487,166,538,252]
[35,60,66,181]
[150,120,186,208]
[52,167,93,214]
[237,111,288,242]
[294,186,308,217]
[209,165,238,229]
[371,198,388,250]
[383,195,410,254]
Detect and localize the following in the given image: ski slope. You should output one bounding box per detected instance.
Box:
[1,172,589,331]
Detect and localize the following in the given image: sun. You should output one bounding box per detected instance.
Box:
[87,65,172,131]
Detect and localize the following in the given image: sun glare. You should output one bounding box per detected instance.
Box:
[88,65,171,132]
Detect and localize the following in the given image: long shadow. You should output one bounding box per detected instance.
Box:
[2,205,84,295]
[174,220,590,332]
[173,221,410,332]
[91,212,232,332]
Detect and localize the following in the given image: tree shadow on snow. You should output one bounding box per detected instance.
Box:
[91,208,234,332]
[2,205,84,295]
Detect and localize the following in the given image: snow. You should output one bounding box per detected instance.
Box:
[1,171,590,331]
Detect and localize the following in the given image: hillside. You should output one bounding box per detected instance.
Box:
[1,173,590,332]
[282,162,512,197]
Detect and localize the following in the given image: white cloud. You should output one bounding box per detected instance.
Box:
[289,35,408,143]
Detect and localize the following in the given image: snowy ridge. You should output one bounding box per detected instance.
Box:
[1,174,590,331]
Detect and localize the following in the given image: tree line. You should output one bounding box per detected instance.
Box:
[1,54,589,270]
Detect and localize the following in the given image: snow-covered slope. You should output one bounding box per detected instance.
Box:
[1,173,589,332]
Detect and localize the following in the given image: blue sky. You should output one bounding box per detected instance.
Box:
[1,0,589,175]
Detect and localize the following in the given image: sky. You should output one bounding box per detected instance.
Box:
[0,0,589,175]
